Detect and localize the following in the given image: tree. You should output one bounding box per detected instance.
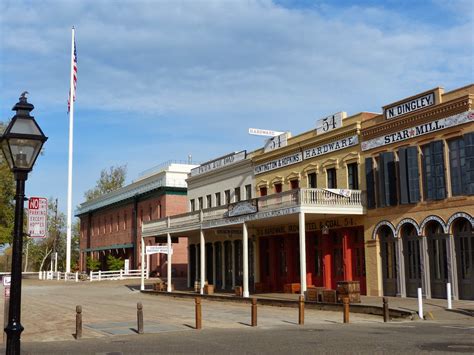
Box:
[84,165,127,201]
[86,257,100,271]
[0,122,15,245]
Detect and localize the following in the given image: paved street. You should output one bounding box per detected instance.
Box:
[0,279,472,353]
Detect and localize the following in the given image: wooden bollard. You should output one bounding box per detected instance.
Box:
[195,297,202,329]
[298,295,304,325]
[75,305,82,339]
[343,298,350,323]
[251,298,257,327]
[383,297,389,322]
[137,302,144,334]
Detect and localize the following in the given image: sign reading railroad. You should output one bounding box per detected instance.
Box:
[384,91,435,120]
[191,151,246,177]
[27,197,48,238]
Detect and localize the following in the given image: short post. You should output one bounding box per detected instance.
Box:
[417,287,423,319]
[383,297,389,322]
[447,283,452,310]
[75,305,82,339]
[57,272,60,281]
[298,295,304,325]
[89,270,93,282]
[120,269,123,280]
[195,297,202,330]
[75,271,79,282]
[137,302,144,334]
[38,271,42,280]
[251,298,257,327]
[343,297,350,323]
[98,270,102,281]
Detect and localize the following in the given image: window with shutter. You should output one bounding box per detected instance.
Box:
[383,152,398,206]
[377,154,386,207]
[365,157,375,209]
[422,140,446,200]
[398,147,409,204]
[464,132,474,195]
[448,138,464,196]
[406,146,420,203]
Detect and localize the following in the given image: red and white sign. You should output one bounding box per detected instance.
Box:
[27,197,48,238]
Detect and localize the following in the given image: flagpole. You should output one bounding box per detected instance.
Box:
[66,26,75,273]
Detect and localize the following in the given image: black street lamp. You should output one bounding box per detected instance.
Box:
[0,92,47,355]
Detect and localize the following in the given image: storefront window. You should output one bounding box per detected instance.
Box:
[347,163,358,189]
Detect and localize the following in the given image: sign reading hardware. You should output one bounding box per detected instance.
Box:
[303,135,358,159]
[254,152,303,175]
[146,245,173,255]
[362,110,474,151]
[316,112,346,135]
[248,128,284,137]
[385,92,435,120]
[191,151,246,177]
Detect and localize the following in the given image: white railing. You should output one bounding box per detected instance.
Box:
[89,269,146,281]
[38,271,80,282]
[258,190,299,212]
[299,188,363,206]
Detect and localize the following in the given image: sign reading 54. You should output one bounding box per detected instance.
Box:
[316,112,346,135]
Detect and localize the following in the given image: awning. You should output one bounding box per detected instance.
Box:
[82,243,134,252]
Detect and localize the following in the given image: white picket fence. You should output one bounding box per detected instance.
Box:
[89,269,147,282]
[38,271,80,282]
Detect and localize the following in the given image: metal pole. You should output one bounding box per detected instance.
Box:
[137,302,144,334]
[251,298,257,327]
[383,297,389,322]
[5,172,27,354]
[75,305,82,339]
[343,297,350,323]
[417,287,423,319]
[298,295,305,325]
[447,283,452,310]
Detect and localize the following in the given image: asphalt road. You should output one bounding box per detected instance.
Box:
[8,320,474,354]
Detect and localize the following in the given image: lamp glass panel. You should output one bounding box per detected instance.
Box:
[10,117,42,135]
[7,138,43,169]
[0,139,14,169]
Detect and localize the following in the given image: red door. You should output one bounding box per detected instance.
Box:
[331,230,345,289]
[350,227,366,295]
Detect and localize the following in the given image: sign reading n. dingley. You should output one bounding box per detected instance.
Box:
[191,151,246,177]
[362,110,474,151]
[385,92,435,120]
[303,135,358,159]
[254,152,303,175]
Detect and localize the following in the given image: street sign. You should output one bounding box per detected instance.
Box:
[27,197,48,238]
[146,245,173,255]
[248,128,284,137]
[2,276,11,287]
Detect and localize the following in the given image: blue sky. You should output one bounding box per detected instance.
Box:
[0,0,473,216]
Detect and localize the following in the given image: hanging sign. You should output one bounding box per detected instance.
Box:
[146,245,173,255]
[362,110,474,151]
[227,200,258,217]
[384,91,435,120]
[27,197,48,238]
[316,112,346,135]
[248,128,284,137]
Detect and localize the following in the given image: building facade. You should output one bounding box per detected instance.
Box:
[77,162,196,276]
[361,85,474,300]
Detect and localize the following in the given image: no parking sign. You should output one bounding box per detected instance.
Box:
[27,197,48,238]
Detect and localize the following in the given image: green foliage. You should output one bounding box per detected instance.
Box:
[86,257,100,271]
[0,137,15,244]
[106,254,124,270]
[84,165,127,201]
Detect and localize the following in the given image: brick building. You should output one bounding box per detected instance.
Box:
[76,162,197,276]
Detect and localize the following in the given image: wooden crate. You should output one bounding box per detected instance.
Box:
[254,282,265,293]
[283,283,301,294]
[234,286,243,297]
[322,289,337,303]
[153,282,165,291]
[336,281,361,303]
[306,287,325,302]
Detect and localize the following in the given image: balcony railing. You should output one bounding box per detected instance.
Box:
[142,188,364,236]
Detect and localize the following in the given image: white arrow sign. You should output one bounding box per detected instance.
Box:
[248,128,284,137]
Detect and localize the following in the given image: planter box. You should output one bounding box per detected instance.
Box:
[336,281,361,303]
[204,284,214,295]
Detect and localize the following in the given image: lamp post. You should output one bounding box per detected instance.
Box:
[0,93,47,354]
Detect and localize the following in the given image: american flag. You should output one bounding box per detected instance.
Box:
[67,39,77,113]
